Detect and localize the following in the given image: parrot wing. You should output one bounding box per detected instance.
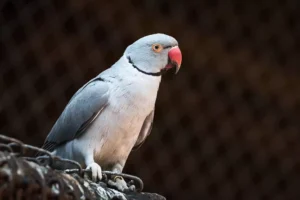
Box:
[41,77,110,153]
[132,110,154,150]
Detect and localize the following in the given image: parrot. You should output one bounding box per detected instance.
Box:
[40,33,182,191]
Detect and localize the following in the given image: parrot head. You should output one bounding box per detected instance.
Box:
[125,33,182,75]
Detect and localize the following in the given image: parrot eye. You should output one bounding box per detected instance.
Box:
[152,44,163,53]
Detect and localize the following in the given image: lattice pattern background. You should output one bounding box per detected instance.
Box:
[1,0,300,199]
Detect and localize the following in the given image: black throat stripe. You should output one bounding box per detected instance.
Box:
[127,56,162,76]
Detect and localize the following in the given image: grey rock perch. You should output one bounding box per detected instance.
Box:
[0,151,166,200]
[0,134,166,200]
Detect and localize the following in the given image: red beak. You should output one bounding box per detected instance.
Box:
[166,46,182,74]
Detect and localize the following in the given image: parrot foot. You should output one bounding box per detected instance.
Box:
[85,162,102,182]
[108,176,135,192]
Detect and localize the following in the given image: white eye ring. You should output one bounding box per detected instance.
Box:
[152,44,163,53]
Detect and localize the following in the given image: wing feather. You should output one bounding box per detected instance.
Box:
[133,110,154,151]
[39,77,109,154]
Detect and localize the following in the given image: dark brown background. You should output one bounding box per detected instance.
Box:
[1,0,300,199]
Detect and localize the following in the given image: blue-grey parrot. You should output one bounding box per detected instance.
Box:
[40,33,182,191]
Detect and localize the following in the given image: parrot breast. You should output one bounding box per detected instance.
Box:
[72,70,161,169]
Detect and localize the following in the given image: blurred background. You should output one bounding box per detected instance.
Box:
[1,0,300,199]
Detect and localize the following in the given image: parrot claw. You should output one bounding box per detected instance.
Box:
[127,180,136,191]
[128,184,136,191]
[108,176,134,192]
[85,163,102,182]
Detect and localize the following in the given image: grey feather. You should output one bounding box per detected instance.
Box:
[133,110,154,150]
[41,77,109,152]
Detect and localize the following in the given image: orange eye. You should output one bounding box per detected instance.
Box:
[152,44,163,53]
